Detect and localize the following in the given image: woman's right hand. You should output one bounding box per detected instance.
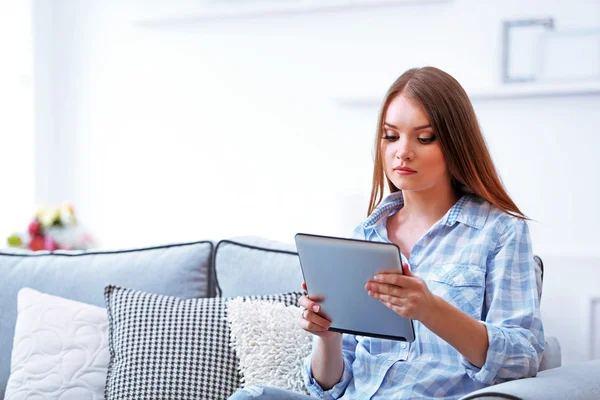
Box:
[298,281,341,339]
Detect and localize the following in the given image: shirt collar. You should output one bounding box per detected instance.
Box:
[364,191,490,231]
[450,194,490,230]
[363,191,405,229]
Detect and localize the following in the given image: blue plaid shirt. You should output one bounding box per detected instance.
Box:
[303,191,545,399]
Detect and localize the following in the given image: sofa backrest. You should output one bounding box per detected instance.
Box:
[212,236,304,298]
[0,241,213,400]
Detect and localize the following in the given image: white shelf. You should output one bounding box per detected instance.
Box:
[469,81,600,100]
[336,81,600,108]
[133,0,449,26]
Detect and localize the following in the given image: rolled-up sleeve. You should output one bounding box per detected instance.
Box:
[303,334,357,399]
[462,217,545,385]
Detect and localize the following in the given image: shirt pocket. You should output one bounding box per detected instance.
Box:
[356,336,409,361]
[426,263,486,320]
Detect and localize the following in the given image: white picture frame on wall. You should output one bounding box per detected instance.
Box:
[135,0,450,26]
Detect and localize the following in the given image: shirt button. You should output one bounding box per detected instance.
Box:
[401,343,407,349]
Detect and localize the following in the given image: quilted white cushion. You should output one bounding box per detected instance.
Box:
[227,298,312,394]
[5,288,109,400]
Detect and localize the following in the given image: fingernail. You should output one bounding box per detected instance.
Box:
[374,275,381,281]
[365,283,371,290]
[312,305,319,312]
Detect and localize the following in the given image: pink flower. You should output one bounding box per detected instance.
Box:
[28,236,45,251]
[28,220,42,237]
[43,236,58,251]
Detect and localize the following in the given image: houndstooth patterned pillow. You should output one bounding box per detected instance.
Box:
[104,285,301,400]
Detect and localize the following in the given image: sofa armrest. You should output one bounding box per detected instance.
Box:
[539,336,561,371]
[459,359,600,400]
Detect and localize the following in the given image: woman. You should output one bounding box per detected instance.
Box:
[229,66,544,399]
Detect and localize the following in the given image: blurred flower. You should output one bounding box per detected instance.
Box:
[38,207,61,228]
[43,236,58,252]
[7,203,95,252]
[7,234,22,247]
[28,220,41,236]
[59,204,76,225]
[29,236,45,251]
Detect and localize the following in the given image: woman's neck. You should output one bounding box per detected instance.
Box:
[398,184,462,226]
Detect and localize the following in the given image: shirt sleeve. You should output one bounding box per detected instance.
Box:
[303,334,358,399]
[462,217,545,384]
[349,222,365,239]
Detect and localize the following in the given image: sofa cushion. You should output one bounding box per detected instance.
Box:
[0,241,212,400]
[5,288,109,400]
[214,236,304,297]
[104,285,302,400]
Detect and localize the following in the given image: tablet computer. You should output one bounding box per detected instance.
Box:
[295,233,415,342]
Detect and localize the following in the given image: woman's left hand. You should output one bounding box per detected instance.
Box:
[365,263,438,323]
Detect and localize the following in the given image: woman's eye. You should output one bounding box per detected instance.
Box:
[418,137,436,144]
[382,135,399,141]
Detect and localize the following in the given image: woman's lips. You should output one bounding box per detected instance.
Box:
[395,170,417,175]
[394,167,417,175]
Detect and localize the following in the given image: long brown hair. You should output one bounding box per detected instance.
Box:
[368,66,527,220]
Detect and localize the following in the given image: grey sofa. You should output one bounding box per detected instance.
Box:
[1,236,598,399]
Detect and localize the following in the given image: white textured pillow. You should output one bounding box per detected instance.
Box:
[227,298,312,393]
[5,288,109,400]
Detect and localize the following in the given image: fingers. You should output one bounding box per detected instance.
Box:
[374,272,411,286]
[371,273,422,291]
[299,308,332,330]
[298,295,321,313]
[369,291,409,308]
[365,277,422,320]
[301,281,307,291]
[402,262,414,277]
[298,295,332,333]
[365,281,406,298]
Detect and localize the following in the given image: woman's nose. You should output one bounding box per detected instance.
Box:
[395,139,414,160]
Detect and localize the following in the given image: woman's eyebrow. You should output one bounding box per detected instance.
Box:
[384,122,432,131]
[414,124,432,131]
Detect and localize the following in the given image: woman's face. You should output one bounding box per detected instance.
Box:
[381,95,451,192]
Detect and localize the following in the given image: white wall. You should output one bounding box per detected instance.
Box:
[0,1,34,241]
[33,0,600,365]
